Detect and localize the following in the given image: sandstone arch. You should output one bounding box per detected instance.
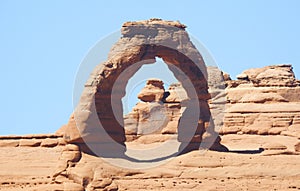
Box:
[60,19,227,157]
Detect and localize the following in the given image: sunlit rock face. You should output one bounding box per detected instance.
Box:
[222,64,300,137]
[124,67,227,145]
[58,18,225,153]
[124,79,186,141]
[125,64,300,141]
[137,78,165,102]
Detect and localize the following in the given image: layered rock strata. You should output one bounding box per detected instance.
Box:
[222,64,300,137]
[124,66,227,147]
[125,64,300,139]
[124,79,187,141]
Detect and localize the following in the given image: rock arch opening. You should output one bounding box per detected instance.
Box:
[62,19,227,159]
[122,58,178,115]
[97,44,208,147]
[123,78,190,147]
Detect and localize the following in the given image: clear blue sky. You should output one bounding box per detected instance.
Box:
[1,0,299,135]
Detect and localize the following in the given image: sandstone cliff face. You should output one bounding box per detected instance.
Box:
[222,64,300,137]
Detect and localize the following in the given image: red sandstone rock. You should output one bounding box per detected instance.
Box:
[165,83,188,103]
[222,64,300,136]
[40,138,58,147]
[2,19,300,191]
[19,139,41,147]
[236,64,299,87]
[295,142,300,152]
[124,80,183,141]
[263,143,288,150]
[1,134,299,190]
[137,79,165,102]
[63,182,84,191]
[125,64,300,139]
[59,18,224,152]
[0,140,19,147]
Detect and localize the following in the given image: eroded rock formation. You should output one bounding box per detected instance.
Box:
[137,79,165,102]
[1,133,300,190]
[124,79,186,142]
[124,66,227,146]
[125,64,300,140]
[222,64,300,137]
[58,18,225,154]
[1,19,300,191]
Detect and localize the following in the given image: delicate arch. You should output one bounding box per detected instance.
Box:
[61,19,226,157]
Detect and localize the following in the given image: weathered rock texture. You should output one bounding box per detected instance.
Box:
[222,64,300,137]
[124,79,186,142]
[124,64,300,141]
[124,66,227,146]
[137,78,165,102]
[1,19,300,191]
[58,18,225,154]
[1,134,299,191]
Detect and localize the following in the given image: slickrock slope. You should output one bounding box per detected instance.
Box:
[0,134,299,191]
[222,64,300,137]
[0,134,72,190]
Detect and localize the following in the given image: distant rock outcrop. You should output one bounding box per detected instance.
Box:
[232,64,300,87]
[125,64,300,139]
[137,79,165,102]
[222,64,300,137]
[124,79,186,142]
[124,66,227,146]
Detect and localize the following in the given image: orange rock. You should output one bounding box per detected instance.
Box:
[223,64,300,136]
[263,143,288,150]
[0,140,19,147]
[40,138,58,147]
[295,142,300,152]
[63,182,84,191]
[19,139,41,147]
[137,79,165,102]
[2,19,300,191]
[58,18,227,153]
